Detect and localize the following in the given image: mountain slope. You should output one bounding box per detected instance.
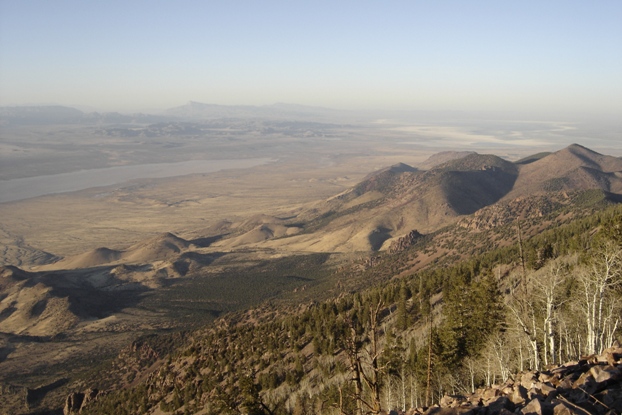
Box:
[41,233,192,270]
[0,266,79,336]
[3,146,622,415]
[238,154,519,252]
[233,145,622,253]
[47,247,123,269]
[507,143,622,198]
[416,150,475,169]
[71,204,622,415]
[122,232,191,263]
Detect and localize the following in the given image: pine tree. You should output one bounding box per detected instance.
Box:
[396,281,411,331]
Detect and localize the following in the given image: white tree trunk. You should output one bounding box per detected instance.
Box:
[579,242,621,355]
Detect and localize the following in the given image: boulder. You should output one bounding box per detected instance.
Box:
[62,388,99,415]
[63,392,84,415]
[528,387,545,401]
[537,382,557,397]
[566,386,589,404]
[510,385,528,405]
[482,387,501,400]
[539,371,554,383]
[557,375,575,390]
[440,395,463,407]
[552,402,584,415]
[521,372,539,390]
[521,398,553,415]
[572,372,597,395]
[428,349,621,415]
[486,396,514,414]
[602,345,622,366]
[589,365,620,384]
[594,386,622,413]
[80,388,99,411]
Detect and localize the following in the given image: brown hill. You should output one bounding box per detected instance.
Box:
[351,162,418,196]
[24,145,622,265]
[0,265,29,290]
[0,266,80,336]
[507,143,622,198]
[0,263,154,337]
[234,145,621,253]
[121,232,190,263]
[416,150,476,169]
[255,154,519,252]
[41,233,192,271]
[46,247,122,270]
[220,224,302,248]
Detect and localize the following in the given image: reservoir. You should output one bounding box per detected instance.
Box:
[0,158,273,204]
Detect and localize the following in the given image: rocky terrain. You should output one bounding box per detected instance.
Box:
[425,346,622,415]
[61,346,622,415]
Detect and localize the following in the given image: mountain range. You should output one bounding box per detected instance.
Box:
[2,143,622,414]
[2,143,621,336]
[0,102,346,126]
[207,143,622,252]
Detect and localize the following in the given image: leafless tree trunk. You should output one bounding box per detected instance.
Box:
[400,364,406,412]
[463,357,477,393]
[425,313,432,407]
[603,301,620,351]
[578,241,621,354]
[409,373,419,410]
[344,325,364,415]
[508,299,540,370]
[490,333,511,382]
[344,301,385,415]
[533,260,568,366]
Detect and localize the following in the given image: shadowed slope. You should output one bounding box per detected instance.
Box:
[255,154,519,252]
[47,247,122,269]
[416,150,476,169]
[0,265,150,336]
[42,233,192,270]
[122,232,191,263]
[507,143,622,198]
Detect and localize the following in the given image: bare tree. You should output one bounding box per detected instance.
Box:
[489,331,511,382]
[532,259,570,366]
[344,301,385,415]
[408,372,420,410]
[462,357,478,394]
[507,276,540,370]
[577,240,621,354]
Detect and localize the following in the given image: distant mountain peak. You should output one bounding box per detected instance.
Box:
[353,163,417,196]
[433,153,518,175]
[561,143,604,159]
[386,162,417,174]
[505,143,622,198]
[566,142,596,152]
[417,150,476,170]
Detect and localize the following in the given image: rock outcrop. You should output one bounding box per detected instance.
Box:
[422,345,622,415]
[63,388,99,415]
[389,230,425,254]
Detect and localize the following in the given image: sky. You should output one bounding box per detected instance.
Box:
[1,1,621,115]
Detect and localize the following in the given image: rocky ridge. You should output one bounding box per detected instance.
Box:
[424,345,622,415]
[389,229,425,254]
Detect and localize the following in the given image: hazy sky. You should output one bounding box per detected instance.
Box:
[1,1,621,115]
